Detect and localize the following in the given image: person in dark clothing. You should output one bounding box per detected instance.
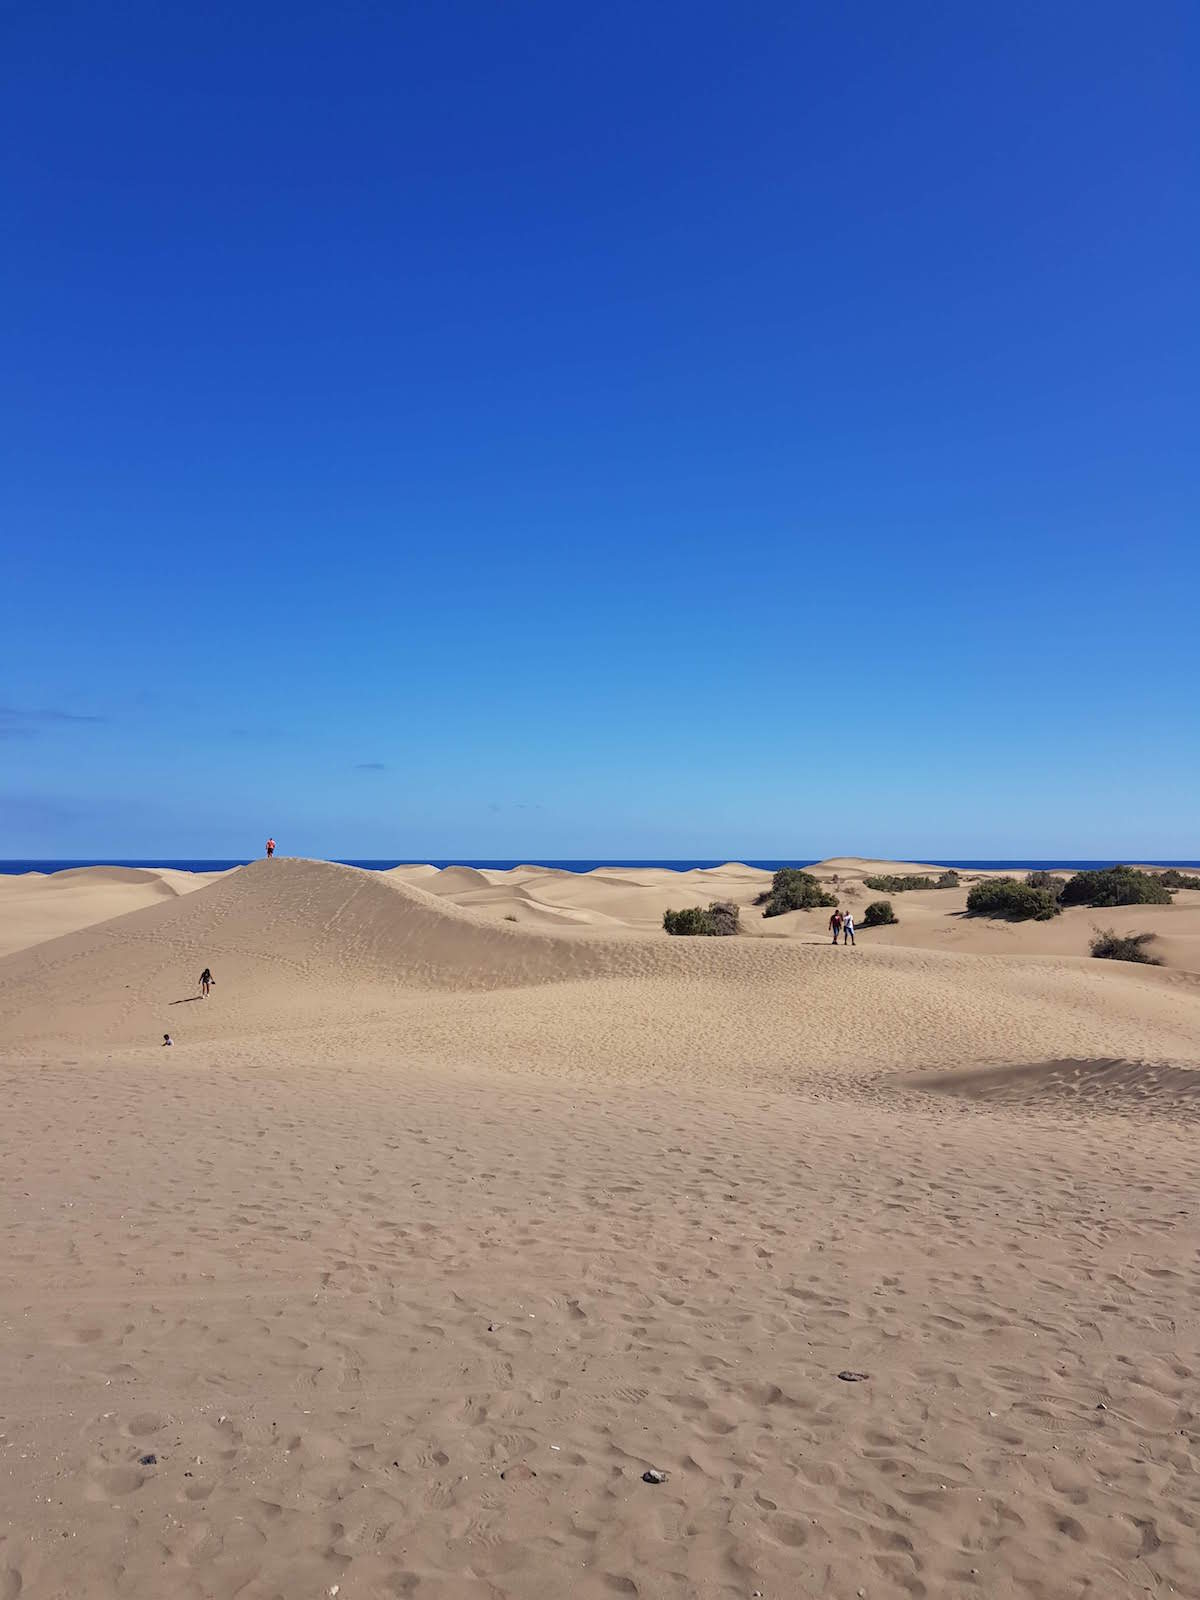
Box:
[199,967,214,998]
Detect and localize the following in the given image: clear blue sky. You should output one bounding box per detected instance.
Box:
[2,3,1196,860]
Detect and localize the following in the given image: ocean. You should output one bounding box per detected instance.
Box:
[3,858,1198,876]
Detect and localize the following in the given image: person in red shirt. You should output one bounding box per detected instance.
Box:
[266,837,276,858]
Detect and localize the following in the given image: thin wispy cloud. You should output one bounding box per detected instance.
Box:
[0,704,106,728]
[354,762,387,772]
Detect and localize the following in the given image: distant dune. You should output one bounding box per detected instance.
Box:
[0,862,225,959]
[2,857,1197,1075]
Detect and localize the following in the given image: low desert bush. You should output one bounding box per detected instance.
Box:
[863,874,934,892]
[862,900,897,926]
[863,871,960,892]
[706,900,741,936]
[663,901,741,936]
[966,877,1061,921]
[758,869,837,918]
[1089,928,1162,965]
[1060,867,1173,908]
[1024,869,1063,892]
[1157,869,1200,890]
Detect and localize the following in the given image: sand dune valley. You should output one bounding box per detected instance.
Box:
[1,855,1198,1600]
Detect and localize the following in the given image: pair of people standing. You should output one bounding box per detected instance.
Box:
[829,908,855,946]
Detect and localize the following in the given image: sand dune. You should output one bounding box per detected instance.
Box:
[3,857,1198,1072]
[365,856,1200,971]
[2,856,1198,1599]
[0,862,225,959]
[421,864,496,895]
[911,1054,1200,1115]
[384,862,442,883]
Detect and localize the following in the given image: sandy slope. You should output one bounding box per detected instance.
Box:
[1,858,1198,1600]
[0,864,226,959]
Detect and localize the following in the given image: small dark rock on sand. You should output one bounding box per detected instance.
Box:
[838,1371,869,1383]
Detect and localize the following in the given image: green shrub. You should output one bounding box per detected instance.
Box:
[663,906,707,935]
[1089,928,1162,965]
[663,901,741,936]
[862,871,960,892]
[1060,867,1173,908]
[1157,869,1200,890]
[1024,870,1064,895]
[758,869,837,918]
[862,900,897,926]
[863,874,934,892]
[966,877,1061,921]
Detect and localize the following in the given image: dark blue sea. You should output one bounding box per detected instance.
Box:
[3,858,1198,876]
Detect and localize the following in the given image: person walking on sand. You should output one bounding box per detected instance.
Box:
[842,911,855,947]
[265,837,276,858]
[829,908,843,945]
[199,967,214,998]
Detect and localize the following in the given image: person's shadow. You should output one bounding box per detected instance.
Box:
[168,995,203,1005]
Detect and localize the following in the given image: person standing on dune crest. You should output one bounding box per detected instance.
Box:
[265,837,276,858]
[829,908,843,944]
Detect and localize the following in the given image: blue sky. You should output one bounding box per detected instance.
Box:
[2,2,1196,859]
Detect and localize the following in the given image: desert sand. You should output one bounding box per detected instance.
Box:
[1,857,1198,1599]
[0,866,227,960]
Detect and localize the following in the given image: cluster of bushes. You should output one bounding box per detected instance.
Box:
[755,869,837,919]
[1089,928,1162,965]
[1024,870,1064,893]
[1059,867,1173,908]
[1157,868,1200,890]
[862,900,897,926]
[968,865,1186,922]
[965,878,1062,921]
[863,870,959,892]
[663,901,741,936]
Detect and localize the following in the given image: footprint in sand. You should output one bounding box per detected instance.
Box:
[57,1326,104,1346]
[126,1412,166,1437]
[85,1464,145,1499]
